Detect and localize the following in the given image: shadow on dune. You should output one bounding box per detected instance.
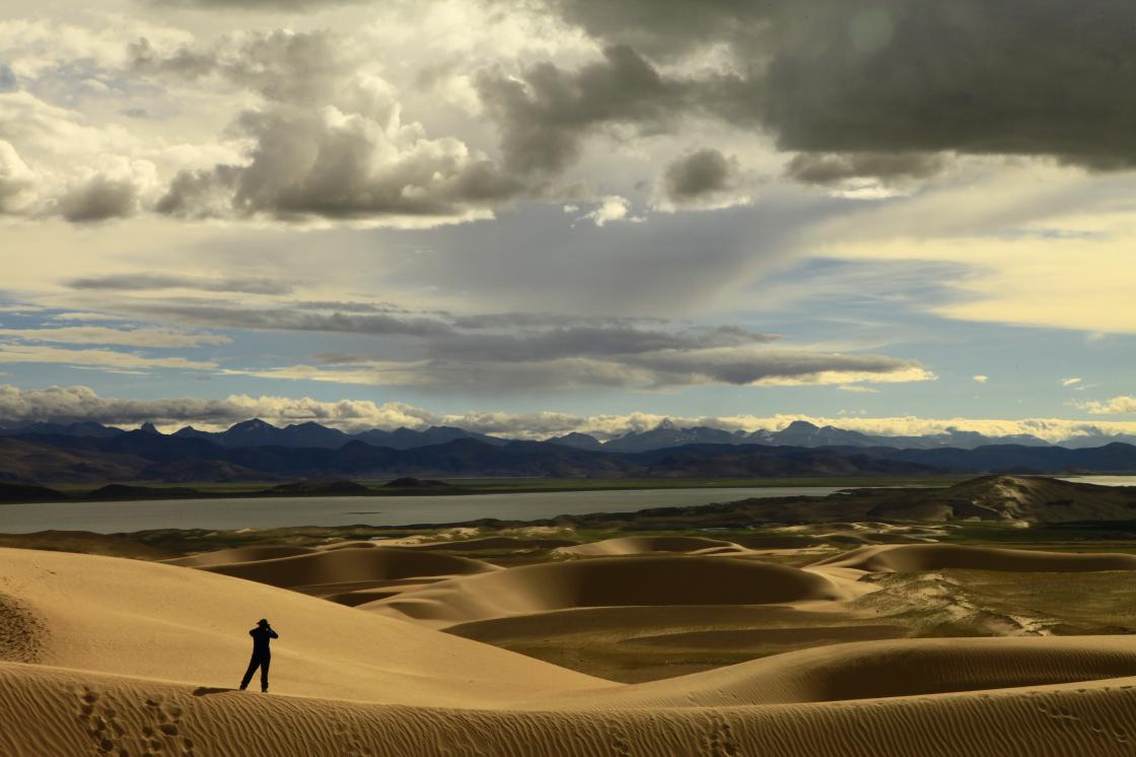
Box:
[192,686,233,697]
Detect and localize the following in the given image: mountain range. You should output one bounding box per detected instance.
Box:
[4,417,1131,452]
[0,417,1135,484]
[570,419,1068,452]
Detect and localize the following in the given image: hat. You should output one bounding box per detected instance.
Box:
[257,618,269,626]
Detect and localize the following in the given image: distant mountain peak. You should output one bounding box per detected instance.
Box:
[230,418,276,432]
[139,422,162,435]
[544,431,603,450]
[784,420,820,431]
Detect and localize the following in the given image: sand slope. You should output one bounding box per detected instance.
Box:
[5,650,1136,756]
[197,545,499,595]
[553,535,747,557]
[548,635,1136,709]
[0,547,603,706]
[366,554,846,626]
[817,543,1136,573]
[166,545,318,567]
[407,536,579,552]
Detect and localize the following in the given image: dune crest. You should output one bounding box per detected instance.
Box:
[166,545,318,567]
[553,535,747,558]
[366,554,846,626]
[816,543,1136,573]
[195,546,500,601]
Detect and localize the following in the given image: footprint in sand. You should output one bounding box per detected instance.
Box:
[73,686,130,756]
[139,694,196,756]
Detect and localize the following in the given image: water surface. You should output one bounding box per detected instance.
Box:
[0,486,850,534]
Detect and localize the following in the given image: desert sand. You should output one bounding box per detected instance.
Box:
[5,539,1136,754]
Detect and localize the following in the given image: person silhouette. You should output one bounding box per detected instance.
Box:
[239,618,279,693]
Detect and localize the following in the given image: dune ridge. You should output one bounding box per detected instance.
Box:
[407,536,579,552]
[166,545,318,567]
[817,543,1136,573]
[195,546,500,598]
[365,554,846,626]
[553,535,747,558]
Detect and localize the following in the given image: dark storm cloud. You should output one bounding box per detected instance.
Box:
[475,46,669,176]
[114,302,459,338]
[449,312,665,330]
[302,346,929,392]
[114,299,774,351]
[759,0,1136,168]
[503,0,1136,173]
[475,45,738,176]
[292,300,430,315]
[662,148,744,205]
[626,349,926,387]
[56,175,140,222]
[426,324,775,362]
[67,274,294,296]
[785,152,947,185]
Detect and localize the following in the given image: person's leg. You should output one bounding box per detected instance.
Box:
[260,655,271,692]
[240,656,261,690]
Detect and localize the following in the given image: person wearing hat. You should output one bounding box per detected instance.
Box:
[239,618,279,693]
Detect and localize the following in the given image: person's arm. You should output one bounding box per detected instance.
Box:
[249,629,256,637]
[268,628,279,639]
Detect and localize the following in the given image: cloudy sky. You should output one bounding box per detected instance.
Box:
[0,0,1134,440]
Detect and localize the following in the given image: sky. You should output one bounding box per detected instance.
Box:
[0,0,1134,441]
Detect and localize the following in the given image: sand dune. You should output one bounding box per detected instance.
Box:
[7,547,1136,755]
[365,554,847,626]
[5,644,1136,755]
[314,540,383,551]
[449,604,823,640]
[407,536,579,552]
[0,547,602,706]
[323,578,451,606]
[166,545,318,567]
[197,545,500,596]
[550,635,1136,709]
[817,543,1136,573]
[553,535,747,557]
[447,604,907,682]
